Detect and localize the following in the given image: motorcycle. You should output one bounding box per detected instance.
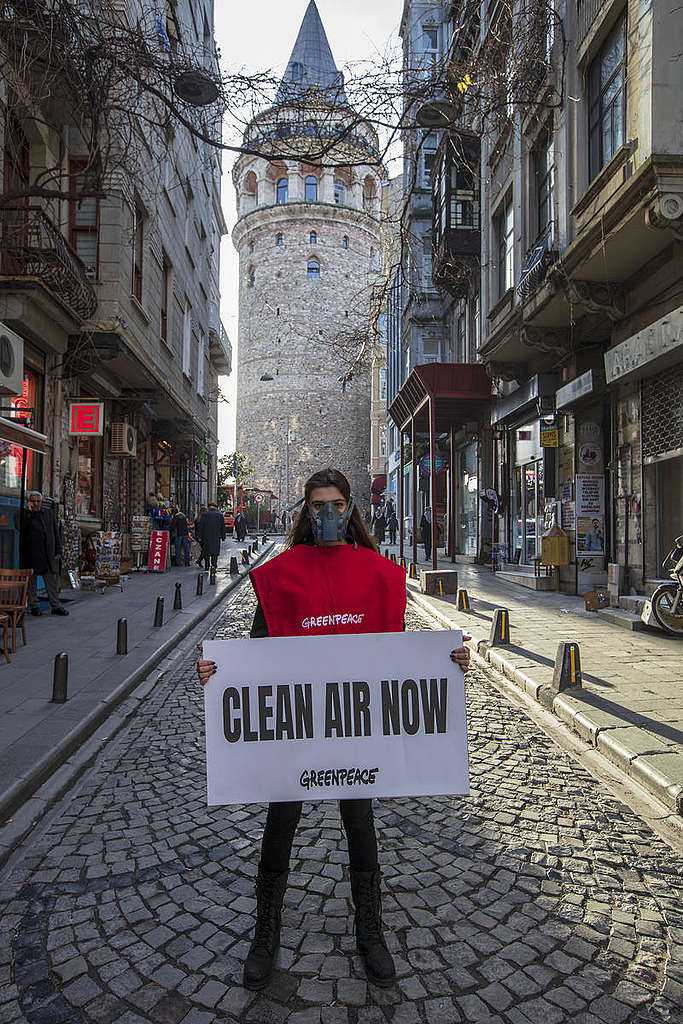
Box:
[647,535,683,636]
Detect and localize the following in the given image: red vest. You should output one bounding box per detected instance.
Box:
[250,543,407,638]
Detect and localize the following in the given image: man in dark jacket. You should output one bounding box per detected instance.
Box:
[197,502,226,570]
[234,510,248,542]
[170,506,191,566]
[20,491,68,615]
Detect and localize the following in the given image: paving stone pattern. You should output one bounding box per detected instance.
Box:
[0,587,682,1023]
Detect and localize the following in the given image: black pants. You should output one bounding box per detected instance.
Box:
[423,536,431,560]
[260,800,378,874]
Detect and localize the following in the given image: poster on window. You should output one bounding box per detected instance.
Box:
[576,474,605,555]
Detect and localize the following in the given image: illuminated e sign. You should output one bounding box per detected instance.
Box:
[69,402,104,435]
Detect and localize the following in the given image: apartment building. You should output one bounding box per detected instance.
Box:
[0,0,230,569]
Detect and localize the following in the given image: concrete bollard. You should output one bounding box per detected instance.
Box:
[116,618,128,655]
[552,641,582,690]
[489,608,510,646]
[230,556,239,575]
[173,582,182,611]
[51,653,68,702]
[196,573,204,597]
[457,589,470,612]
[153,597,164,628]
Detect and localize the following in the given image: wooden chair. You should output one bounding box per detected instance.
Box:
[0,612,10,663]
[0,569,33,653]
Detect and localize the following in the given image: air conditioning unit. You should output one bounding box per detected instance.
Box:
[0,322,24,398]
[110,422,137,457]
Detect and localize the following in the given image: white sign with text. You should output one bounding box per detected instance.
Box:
[203,631,468,805]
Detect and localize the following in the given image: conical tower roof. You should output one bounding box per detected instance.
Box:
[275,1,347,105]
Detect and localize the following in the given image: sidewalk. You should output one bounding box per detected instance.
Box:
[385,543,683,818]
[0,534,277,830]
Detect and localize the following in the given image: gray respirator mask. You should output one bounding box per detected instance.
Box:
[309,497,355,543]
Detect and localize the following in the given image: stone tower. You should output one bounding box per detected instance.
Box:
[233,0,383,509]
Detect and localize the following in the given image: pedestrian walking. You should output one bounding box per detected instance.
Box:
[170,506,191,566]
[197,502,226,571]
[373,509,386,545]
[419,506,433,561]
[235,509,248,542]
[194,506,207,567]
[197,468,471,990]
[20,491,68,615]
[387,509,398,545]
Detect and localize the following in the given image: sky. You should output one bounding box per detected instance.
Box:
[212,0,403,455]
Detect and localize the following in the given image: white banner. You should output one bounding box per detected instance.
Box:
[203,630,469,805]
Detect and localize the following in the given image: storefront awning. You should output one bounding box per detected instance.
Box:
[388,363,491,433]
[0,417,48,454]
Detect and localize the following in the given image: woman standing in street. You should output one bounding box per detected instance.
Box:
[198,468,470,990]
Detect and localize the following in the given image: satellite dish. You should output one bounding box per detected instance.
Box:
[415,101,459,128]
[174,70,220,106]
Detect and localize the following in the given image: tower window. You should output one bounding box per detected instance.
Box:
[276,233,283,246]
[342,235,349,248]
[276,178,288,204]
[334,179,346,205]
[248,265,256,287]
[291,61,303,81]
[310,231,317,244]
[307,259,320,279]
[305,175,318,201]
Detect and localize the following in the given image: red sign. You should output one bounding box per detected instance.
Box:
[69,402,104,435]
[147,530,170,572]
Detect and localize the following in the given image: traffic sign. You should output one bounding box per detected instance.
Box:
[254,493,264,504]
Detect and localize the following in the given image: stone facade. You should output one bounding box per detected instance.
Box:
[233,162,382,506]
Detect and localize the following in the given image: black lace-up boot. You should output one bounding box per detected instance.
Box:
[243,868,288,990]
[350,867,396,987]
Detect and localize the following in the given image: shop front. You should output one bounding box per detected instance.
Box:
[388,362,491,569]
[605,306,683,590]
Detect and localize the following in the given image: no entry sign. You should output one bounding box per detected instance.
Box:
[202,630,469,805]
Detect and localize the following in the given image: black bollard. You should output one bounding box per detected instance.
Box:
[209,566,217,585]
[489,608,510,646]
[51,653,68,703]
[153,597,164,628]
[262,535,267,544]
[229,556,239,575]
[242,549,250,565]
[196,573,204,596]
[173,582,182,610]
[116,618,128,655]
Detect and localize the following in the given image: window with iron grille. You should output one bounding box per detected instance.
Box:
[642,366,683,460]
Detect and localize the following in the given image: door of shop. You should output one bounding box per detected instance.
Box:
[657,453,683,573]
[514,459,544,563]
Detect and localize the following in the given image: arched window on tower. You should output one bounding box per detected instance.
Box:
[342,235,349,248]
[333,179,346,205]
[248,265,256,287]
[305,175,318,202]
[276,178,288,204]
[310,231,317,245]
[307,259,320,279]
[276,233,283,246]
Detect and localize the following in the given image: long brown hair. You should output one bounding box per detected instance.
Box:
[285,468,378,551]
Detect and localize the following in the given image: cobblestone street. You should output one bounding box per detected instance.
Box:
[1,585,682,1024]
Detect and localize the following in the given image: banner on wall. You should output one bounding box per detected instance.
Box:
[576,474,605,555]
[203,631,469,805]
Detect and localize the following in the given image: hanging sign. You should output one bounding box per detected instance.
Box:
[147,529,170,572]
[420,453,445,475]
[69,402,104,435]
[203,630,469,805]
[540,417,559,447]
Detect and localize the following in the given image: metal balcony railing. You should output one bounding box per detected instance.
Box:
[208,302,232,374]
[577,0,606,46]
[0,206,97,321]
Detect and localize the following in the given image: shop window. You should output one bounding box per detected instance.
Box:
[69,159,99,279]
[588,14,626,180]
[1,365,45,493]
[305,175,318,201]
[77,436,102,516]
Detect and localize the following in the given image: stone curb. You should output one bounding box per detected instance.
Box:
[406,585,683,817]
[0,543,276,855]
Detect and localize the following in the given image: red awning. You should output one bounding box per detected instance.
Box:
[388,363,491,433]
[370,474,386,494]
